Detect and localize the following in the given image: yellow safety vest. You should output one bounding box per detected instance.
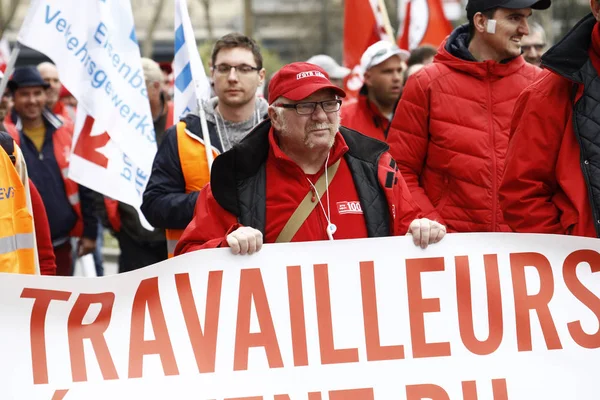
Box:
[165,121,218,257]
[0,148,36,274]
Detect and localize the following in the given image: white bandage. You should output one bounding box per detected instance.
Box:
[486,19,497,34]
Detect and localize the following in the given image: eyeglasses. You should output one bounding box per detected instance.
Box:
[274,99,342,115]
[213,64,261,75]
[521,44,545,52]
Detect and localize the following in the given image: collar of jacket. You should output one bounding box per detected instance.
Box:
[358,93,389,129]
[541,13,595,84]
[211,118,390,217]
[10,107,63,132]
[435,23,526,79]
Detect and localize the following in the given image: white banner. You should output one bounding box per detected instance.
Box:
[2,233,600,399]
[18,0,156,210]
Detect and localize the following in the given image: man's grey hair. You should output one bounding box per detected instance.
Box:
[528,21,547,44]
[140,57,163,83]
[37,61,56,70]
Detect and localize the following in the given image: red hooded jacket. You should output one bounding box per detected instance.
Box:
[499,15,599,237]
[387,25,541,232]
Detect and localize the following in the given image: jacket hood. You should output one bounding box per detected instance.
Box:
[201,96,269,151]
[541,13,594,83]
[436,24,526,79]
[202,96,269,124]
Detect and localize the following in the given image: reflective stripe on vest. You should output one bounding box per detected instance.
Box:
[0,233,35,254]
[0,149,36,274]
[165,121,218,257]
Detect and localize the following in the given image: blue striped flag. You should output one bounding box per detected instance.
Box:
[174,0,211,120]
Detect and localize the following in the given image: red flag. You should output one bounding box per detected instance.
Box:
[398,0,453,50]
[0,38,11,73]
[343,0,395,99]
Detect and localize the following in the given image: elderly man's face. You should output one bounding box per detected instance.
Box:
[521,30,546,66]
[271,88,341,154]
[38,64,61,108]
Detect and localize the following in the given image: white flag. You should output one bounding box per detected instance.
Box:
[174,0,212,120]
[18,0,156,228]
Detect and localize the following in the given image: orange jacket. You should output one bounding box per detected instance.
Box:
[0,148,36,274]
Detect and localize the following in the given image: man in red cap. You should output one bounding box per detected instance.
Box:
[175,62,445,255]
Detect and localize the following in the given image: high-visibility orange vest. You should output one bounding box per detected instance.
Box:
[6,121,84,237]
[165,121,218,257]
[0,148,36,274]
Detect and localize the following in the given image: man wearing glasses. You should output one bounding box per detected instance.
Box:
[173,62,445,255]
[142,33,268,258]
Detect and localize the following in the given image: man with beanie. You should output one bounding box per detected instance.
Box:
[500,3,600,237]
[341,41,409,142]
[387,0,549,233]
[174,62,445,255]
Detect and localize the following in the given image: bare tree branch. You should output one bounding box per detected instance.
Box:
[0,0,20,41]
[196,0,213,43]
[142,0,166,58]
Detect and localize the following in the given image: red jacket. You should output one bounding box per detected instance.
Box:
[341,93,390,142]
[29,180,56,275]
[499,16,598,237]
[175,122,421,254]
[387,25,541,232]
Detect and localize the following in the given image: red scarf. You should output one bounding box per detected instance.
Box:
[589,21,600,74]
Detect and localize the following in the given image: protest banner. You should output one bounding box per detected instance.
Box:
[1,233,600,399]
[18,0,156,227]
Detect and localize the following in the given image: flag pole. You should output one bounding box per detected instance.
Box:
[377,0,396,42]
[0,43,20,96]
[197,95,214,171]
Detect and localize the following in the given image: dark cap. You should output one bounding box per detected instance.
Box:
[7,66,50,92]
[466,0,551,19]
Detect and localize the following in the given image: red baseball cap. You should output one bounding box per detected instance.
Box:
[268,62,346,104]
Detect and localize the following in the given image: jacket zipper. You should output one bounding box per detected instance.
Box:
[487,74,497,231]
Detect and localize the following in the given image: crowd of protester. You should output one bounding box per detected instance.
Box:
[4,0,600,276]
